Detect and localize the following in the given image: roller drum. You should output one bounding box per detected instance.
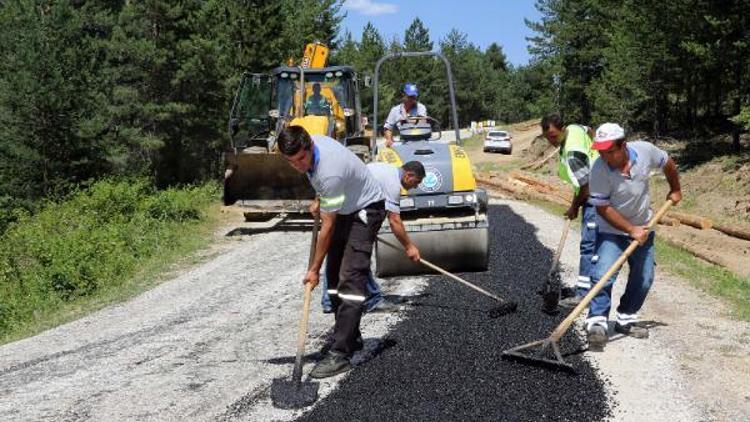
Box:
[376,226,489,277]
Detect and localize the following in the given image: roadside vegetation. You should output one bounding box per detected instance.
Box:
[0,179,220,344]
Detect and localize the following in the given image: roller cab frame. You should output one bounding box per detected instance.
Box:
[372,52,489,277]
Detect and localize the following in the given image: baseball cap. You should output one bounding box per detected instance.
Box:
[404,83,418,97]
[593,123,625,150]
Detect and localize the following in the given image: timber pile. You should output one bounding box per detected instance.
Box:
[666,211,713,230]
[714,224,750,242]
[520,146,559,171]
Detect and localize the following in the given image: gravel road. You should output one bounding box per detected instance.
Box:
[0,199,729,421]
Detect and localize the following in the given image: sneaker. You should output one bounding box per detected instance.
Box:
[559,295,584,309]
[587,325,608,351]
[322,307,334,314]
[309,352,351,379]
[366,300,400,313]
[614,321,649,339]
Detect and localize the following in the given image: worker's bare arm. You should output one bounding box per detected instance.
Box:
[566,184,589,220]
[663,157,682,205]
[388,212,420,262]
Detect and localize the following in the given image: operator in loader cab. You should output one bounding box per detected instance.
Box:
[278,125,385,379]
[383,83,427,148]
[304,83,331,116]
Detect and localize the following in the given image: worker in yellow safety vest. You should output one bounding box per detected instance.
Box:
[541,113,599,307]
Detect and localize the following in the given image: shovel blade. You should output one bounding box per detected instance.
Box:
[270,378,320,409]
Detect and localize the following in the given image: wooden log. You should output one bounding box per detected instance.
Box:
[658,232,731,268]
[666,211,713,230]
[713,224,750,242]
[658,216,681,227]
[509,172,557,191]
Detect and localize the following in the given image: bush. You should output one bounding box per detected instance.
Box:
[0,179,218,337]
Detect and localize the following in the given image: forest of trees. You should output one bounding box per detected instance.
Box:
[1,0,748,233]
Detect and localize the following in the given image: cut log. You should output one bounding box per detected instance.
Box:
[658,232,731,268]
[713,224,750,242]
[658,216,681,227]
[666,211,713,230]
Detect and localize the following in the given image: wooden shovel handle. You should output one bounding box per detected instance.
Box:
[550,200,674,341]
[549,218,572,276]
[292,214,320,383]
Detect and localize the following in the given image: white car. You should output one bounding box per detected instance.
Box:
[483,130,512,154]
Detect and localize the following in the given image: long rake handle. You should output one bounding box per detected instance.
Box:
[549,218,572,276]
[291,214,320,384]
[549,200,673,342]
[378,237,503,302]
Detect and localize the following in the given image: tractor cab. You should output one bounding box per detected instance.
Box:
[271,66,362,141]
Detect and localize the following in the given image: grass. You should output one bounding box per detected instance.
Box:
[0,179,224,344]
[655,241,750,320]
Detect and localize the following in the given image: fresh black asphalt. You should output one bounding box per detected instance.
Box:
[297,204,611,421]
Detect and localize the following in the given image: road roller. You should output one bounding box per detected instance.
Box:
[372,51,489,277]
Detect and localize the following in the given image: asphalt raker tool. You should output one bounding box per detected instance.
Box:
[378,237,518,317]
[542,218,572,315]
[270,214,321,409]
[502,200,673,372]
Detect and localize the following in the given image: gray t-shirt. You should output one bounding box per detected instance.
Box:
[384,102,428,131]
[589,140,669,235]
[307,135,384,215]
[367,162,402,214]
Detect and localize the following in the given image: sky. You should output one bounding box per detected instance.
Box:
[341,0,542,66]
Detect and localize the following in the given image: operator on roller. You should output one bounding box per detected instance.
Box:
[383,83,427,148]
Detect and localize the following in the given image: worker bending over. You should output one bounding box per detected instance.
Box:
[586,123,682,350]
[541,113,599,307]
[320,161,426,313]
[278,126,385,378]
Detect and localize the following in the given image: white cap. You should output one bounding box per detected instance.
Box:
[593,123,626,150]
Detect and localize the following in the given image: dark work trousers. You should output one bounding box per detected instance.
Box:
[325,200,386,357]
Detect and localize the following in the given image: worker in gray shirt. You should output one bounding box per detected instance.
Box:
[278,125,385,378]
[586,123,682,351]
[383,83,427,148]
[320,161,426,313]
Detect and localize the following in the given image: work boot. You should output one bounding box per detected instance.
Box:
[309,352,351,379]
[614,321,649,339]
[558,295,583,309]
[587,325,608,351]
[367,300,400,313]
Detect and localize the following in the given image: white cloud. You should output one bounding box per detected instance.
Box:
[345,0,399,16]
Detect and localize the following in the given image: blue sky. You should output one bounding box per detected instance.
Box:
[341,0,542,66]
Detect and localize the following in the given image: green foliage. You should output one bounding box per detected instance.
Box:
[527,0,750,141]
[0,179,217,337]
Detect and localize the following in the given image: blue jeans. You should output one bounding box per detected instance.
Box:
[586,231,656,330]
[321,270,384,313]
[576,204,598,297]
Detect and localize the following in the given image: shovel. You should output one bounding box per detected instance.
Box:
[502,200,673,373]
[378,237,518,317]
[541,218,572,314]
[270,214,321,409]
